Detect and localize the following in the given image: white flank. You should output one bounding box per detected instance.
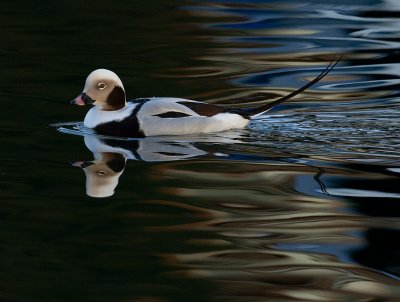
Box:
[139,112,249,136]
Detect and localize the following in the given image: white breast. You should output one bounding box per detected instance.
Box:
[83,102,138,128]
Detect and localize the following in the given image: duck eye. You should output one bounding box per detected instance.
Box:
[97,170,107,176]
[98,82,106,90]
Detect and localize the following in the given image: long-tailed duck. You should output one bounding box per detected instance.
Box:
[71,59,339,137]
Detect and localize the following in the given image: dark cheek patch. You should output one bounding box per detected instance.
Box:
[106,86,126,110]
[105,154,126,173]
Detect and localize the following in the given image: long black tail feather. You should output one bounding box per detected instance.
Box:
[242,56,342,118]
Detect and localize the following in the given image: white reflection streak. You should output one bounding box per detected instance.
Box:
[322,188,400,198]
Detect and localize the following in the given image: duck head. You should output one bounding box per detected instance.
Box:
[71,69,126,111]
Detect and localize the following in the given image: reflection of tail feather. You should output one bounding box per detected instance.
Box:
[314,167,330,196]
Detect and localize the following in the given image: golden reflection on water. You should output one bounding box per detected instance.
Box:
[130,161,400,301]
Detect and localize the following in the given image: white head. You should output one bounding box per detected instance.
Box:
[71,69,126,111]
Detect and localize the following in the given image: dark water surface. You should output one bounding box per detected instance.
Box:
[1,0,400,301]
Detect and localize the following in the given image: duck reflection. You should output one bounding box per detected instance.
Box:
[72,135,209,198]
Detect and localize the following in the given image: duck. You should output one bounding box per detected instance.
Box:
[71,59,339,138]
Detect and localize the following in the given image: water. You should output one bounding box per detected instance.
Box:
[1,0,400,301]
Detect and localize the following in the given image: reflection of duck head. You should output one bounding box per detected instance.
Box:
[72,153,125,198]
[72,135,210,198]
[72,136,129,198]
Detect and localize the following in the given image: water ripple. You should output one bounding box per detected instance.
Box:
[30,0,400,300]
